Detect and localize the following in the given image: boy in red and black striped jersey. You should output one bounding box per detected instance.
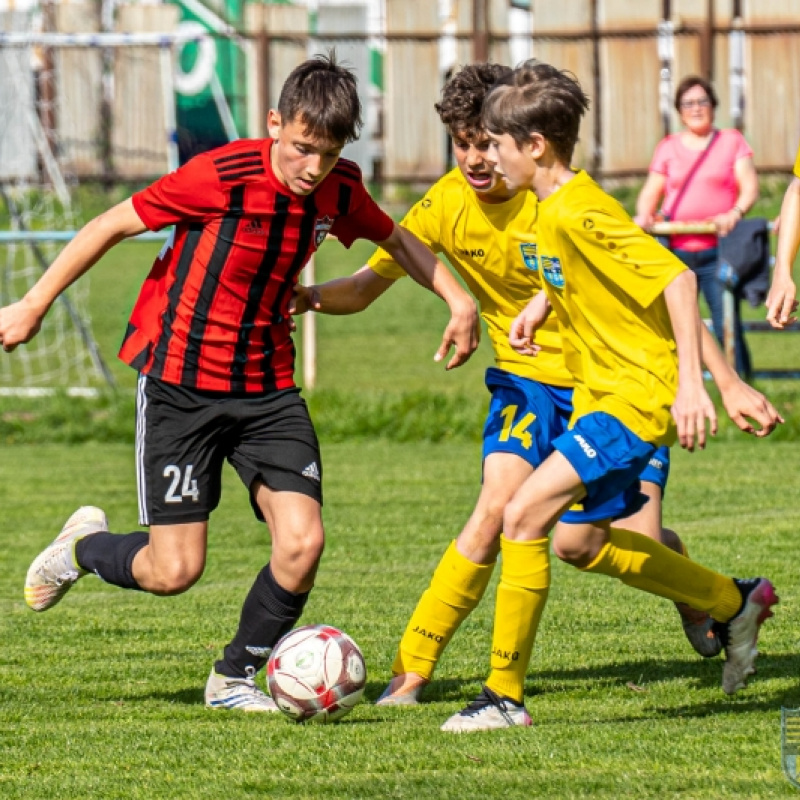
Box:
[2,53,479,712]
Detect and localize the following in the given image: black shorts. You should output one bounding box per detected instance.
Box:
[135,375,322,526]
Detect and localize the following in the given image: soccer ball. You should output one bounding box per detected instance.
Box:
[267,624,367,723]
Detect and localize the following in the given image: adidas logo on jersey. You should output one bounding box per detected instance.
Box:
[302,462,321,481]
[243,218,267,236]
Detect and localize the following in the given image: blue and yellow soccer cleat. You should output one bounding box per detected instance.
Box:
[24,506,108,611]
[204,667,279,713]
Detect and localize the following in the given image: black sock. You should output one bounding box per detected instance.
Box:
[75,531,149,590]
[216,563,309,678]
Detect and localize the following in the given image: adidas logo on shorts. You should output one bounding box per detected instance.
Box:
[302,462,321,482]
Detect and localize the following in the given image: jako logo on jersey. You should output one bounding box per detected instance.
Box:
[454,247,485,258]
[314,215,334,247]
[648,456,664,471]
[573,434,597,458]
[243,218,267,236]
[541,255,565,288]
[302,462,321,481]
[520,243,538,271]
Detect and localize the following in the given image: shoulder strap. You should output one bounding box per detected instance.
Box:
[663,130,721,219]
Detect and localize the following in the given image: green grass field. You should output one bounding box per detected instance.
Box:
[1,183,800,798]
[1,441,799,798]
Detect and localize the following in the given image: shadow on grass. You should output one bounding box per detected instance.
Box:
[362,652,800,713]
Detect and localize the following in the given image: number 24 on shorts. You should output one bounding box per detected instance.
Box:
[163,464,200,503]
[498,405,536,450]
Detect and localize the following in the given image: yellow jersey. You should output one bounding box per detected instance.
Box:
[367,168,572,387]
[793,142,800,179]
[535,170,686,446]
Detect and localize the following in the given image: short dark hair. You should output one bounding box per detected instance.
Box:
[435,63,512,139]
[674,75,718,112]
[277,51,362,144]
[481,60,589,163]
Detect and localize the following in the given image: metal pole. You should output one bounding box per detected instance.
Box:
[591,0,602,175]
[657,4,675,140]
[729,9,745,132]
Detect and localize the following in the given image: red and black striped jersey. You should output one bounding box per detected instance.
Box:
[121,138,394,393]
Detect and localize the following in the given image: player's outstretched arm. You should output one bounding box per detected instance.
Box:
[766,177,800,329]
[699,324,783,437]
[0,198,146,352]
[663,269,717,451]
[377,223,479,370]
[289,266,396,317]
[509,291,549,356]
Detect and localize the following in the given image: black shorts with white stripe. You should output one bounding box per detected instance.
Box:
[135,375,322,526]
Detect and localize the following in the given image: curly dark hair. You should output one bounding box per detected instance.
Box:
[278,50,362,144]
[435,63,513,138]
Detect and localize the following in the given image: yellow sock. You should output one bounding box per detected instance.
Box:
[583,527,741,622]
[485,536,550,704]
[392,540,495,680]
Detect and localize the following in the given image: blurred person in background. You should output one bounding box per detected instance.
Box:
[635,75,758,379]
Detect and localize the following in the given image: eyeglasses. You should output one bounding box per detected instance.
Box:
[679,98,711,110]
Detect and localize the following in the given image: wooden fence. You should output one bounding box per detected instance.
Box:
[2,0,800,185]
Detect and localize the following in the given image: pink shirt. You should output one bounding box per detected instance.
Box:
[650,128,753,251]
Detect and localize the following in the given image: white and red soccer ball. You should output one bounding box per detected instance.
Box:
[267,624,366,723]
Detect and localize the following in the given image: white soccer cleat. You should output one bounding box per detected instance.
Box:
[205,667,279,713]
[24,506,108,612]
[440,686,532,733]
[717,578,779,695]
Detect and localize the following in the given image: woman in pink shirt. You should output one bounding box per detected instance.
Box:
[636,75,759,378]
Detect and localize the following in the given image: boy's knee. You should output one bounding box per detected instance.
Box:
[147,561,204,596]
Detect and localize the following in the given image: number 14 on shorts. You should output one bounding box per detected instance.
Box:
[163,464,200,503]
[499,405,536,450]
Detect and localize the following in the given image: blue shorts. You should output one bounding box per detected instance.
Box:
[482,367,572,468]
[482,370,660,524]
[639,445,671,494]
[553,412,657,522]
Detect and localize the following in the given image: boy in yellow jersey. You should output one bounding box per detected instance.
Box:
[291,64,782,726]
[766,140,800,328]
[419,59,781,733]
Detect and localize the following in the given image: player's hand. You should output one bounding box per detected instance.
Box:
[719,380,784,437]
[434,299,480,370]
[671,382,717,451]
[0,299,45,352]
[288,285,321,317]
[509,293,549,356]
[766,272,798,329]
[633,212,655,230]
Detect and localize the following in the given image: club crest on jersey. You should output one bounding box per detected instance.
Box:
[520,243,538,271]
[314,215,334,247]
[541,255,565,289]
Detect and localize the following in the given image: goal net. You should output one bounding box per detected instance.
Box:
[0,25,187,396]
